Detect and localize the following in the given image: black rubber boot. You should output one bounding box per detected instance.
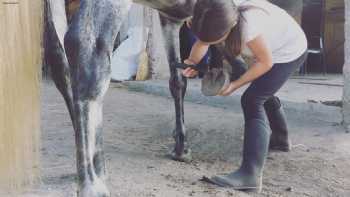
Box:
[208,119,270,193]
[264,96,291,152]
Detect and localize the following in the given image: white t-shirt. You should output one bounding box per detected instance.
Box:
[232,0,307,63]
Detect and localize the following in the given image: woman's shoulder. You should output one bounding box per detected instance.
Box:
[240,0,282,13]
[240,6,268,24]
[240,0,287,22]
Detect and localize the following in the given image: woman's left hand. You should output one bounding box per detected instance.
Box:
[218,81,239,96]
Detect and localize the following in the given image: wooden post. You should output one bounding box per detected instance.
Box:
[0,0,42,190]
[343,0,350,132]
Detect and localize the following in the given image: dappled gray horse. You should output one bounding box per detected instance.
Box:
[45,0,302,196]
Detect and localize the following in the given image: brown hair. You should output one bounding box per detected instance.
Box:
[191,0,252,57]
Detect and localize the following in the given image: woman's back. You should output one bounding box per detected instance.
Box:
[234,0,307,63]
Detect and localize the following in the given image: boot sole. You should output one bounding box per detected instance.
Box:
[201,176,262,193]
[269,144,291,152]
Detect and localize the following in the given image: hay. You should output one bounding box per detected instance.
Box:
[0,0,42,191]
[136,50,150,81]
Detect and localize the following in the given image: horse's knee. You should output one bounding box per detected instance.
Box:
[64,26,111,89]
[95,37,112,55]
[169,74,186,95]
[169,74,185,88]
[64,27,86,62]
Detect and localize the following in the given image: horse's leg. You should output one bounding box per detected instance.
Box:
[64,0,131,196]
[159,16,192,162]
[45,0,75,126]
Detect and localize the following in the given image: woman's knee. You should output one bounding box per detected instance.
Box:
[241,90,256,109]
[241,91,249,110]
[241,90,267,111]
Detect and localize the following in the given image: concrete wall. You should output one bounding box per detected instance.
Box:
[119,6,170,80]
[145,8,170,79]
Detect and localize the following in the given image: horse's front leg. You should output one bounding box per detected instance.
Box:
[64,0,131,196]
[159,16,192,162]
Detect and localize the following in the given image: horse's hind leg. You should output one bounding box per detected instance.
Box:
[64,0,131,196]
[159,16,192,162]
[45,0,75,126]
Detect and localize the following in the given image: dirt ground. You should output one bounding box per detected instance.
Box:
[8,81,350,197]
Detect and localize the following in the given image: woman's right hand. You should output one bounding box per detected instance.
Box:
[182,59,198,78]
[182,68,198,78]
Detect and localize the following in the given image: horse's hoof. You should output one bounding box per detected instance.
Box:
[78,179,110,197]
[170,149,192,163]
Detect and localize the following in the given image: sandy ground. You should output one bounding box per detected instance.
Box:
[5,81,350,197]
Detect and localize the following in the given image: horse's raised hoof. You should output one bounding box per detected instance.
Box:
[78,179,110,197]
[170,148,192,163]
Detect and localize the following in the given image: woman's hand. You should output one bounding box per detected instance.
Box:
[182,59,199,78]
[218,81,239,96]
[181,40,209,78]
[218,35,273,96]
[182,68,198,78]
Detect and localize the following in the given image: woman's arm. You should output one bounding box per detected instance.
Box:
[219,35,273,96]
[182,40,209,77]
[186,40,210,64]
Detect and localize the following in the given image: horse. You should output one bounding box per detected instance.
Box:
[44,0,303,196]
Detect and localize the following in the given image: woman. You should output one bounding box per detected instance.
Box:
[183,0,307,193]
[179,19,211,78]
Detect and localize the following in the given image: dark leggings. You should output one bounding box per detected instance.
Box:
[241,52,307,124]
